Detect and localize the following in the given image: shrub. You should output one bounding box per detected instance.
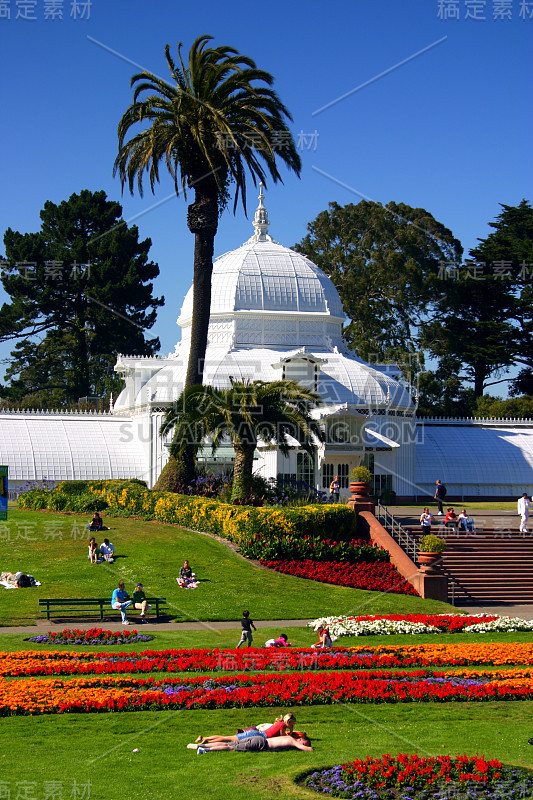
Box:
[18,481,358,553]
[349,466,373,483]
[56,481,92,496]
[419,534,447,553]
[18,489,51,510]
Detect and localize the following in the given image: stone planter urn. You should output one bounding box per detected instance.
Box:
[347,481,375,513]
[417,551,442,573]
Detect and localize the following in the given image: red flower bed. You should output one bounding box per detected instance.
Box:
[3,668,533,716]
[260,559,418,595]
[304,753,533,799]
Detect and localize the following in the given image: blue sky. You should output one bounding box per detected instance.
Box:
[0,0,531,390]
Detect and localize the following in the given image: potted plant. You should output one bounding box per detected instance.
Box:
[347,465,374,512]
[418,533,447,572]
[349,465,372,490]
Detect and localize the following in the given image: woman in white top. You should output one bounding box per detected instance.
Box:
[420,508,433,533]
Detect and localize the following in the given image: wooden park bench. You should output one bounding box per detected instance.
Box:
[38,597,167,621]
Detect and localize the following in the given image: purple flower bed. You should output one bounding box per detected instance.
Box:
[25,628,154,646]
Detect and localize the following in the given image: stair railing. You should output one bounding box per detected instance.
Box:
[437,562,478,606]
[375,502,419,562]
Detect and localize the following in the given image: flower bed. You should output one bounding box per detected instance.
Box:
[25,628,154,646]
[305,753,533,799]
[3,642,533,677]
[240,536,388,563]
[2,668,533,716]
[260,559,418,595]
[308,613,533,637]
[18,481,357,544]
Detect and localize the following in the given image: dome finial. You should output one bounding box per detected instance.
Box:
[250,181,272,242]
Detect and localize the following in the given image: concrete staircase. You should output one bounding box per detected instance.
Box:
[408,527,533,605]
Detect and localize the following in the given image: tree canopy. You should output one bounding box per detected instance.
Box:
[294,200,463,379]
[0,189,163,407]
[422,199,533,398]
[115,35,301,389]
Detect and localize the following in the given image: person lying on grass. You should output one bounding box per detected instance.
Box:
[265,633,292,647]
[196,734,313,754]
[195,714,297,746]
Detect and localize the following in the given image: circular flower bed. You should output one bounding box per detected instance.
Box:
[25,628,154,645]
[308,614,533,638]
[304,754,533,799]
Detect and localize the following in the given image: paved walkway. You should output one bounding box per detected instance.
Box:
[0,619,315,635]
[4,605,533,635]
[387,506,523,530]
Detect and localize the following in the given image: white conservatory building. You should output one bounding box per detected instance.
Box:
[1,189,532,500]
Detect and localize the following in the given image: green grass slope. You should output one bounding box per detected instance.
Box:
[0,509,454,626]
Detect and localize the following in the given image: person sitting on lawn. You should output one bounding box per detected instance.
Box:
[196,734,313,754]
[87,512,108,532]
[88,537,99,564]
[99,538,115,563]
[132,582,152,623]
[111,581,131,625]
[177,560,197,588]
[311,625,332,649]
[265,633,292,647]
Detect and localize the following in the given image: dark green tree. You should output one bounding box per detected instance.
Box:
[0,190,163,407]
[114,35,300,486]
[294,200,463,379]
[160,380,324,502]
[423,200,533,398]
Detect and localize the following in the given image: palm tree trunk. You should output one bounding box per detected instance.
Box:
[185,182,219,388]
[157,183,219,491]
[231,444,256,502]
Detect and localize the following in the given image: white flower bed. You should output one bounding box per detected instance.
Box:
[464,618,533,633]
[308,613,533,637]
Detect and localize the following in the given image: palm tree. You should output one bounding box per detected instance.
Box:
[114,35,301,390]
[160,380,325,502]
[115,36,300,488]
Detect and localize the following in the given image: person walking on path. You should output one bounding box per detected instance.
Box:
[434,480,447,515]
[111,581,132,625]
[518,493,531,534]
[237,609,256,648]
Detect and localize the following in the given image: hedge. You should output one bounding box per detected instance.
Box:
[18,480,359,553]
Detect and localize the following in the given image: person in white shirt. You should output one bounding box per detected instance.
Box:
[420,508,433,533]
[517,493,531,534]
[100,538,115,562]
[458,509,475,532]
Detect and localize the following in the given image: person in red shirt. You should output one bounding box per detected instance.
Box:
[444,508,458,529]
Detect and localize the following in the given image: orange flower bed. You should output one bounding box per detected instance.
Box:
[2,668,533,716]
[1,642,533,678]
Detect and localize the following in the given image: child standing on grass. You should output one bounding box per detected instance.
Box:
[237,609,256,648]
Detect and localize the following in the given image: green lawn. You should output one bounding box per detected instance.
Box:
[2,507,533,800]
[392,501,518,511]
[0,704,531,800]
[0,509,455,626]
[2,629,533,654]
